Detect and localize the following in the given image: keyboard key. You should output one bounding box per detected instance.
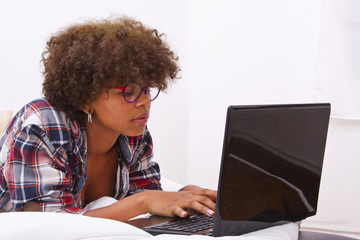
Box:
[151,215,214,233]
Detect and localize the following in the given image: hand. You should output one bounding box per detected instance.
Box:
[179,185,208,192]
[144,188,217,218]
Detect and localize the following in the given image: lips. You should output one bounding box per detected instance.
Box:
[132,113,149,124]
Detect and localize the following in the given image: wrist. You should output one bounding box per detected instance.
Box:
[135,190,151,214]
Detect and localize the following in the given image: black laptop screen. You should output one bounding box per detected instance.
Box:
[216,104,330,223]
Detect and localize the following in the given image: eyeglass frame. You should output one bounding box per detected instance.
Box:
[105,82,161,103]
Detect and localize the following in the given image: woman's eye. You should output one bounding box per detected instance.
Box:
[124,91,134,96]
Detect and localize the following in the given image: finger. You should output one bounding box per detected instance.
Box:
[192,195,216,211]
[194,189,217,201]
[186,200,215,217]
[171,206,188,218]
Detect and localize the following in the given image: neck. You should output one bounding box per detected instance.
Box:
[84,120,118,156]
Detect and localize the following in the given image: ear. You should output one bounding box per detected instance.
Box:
[80,104,93,115]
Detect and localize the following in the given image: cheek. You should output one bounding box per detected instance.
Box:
[100,104,130,123]
[93,98,125,121]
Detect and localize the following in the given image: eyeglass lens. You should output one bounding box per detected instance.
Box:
[123,83,160,103]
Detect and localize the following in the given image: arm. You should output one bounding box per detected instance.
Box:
[84,188,217,221]
[2,106,85,213]
[84,130,217,221]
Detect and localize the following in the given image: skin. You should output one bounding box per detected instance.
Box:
[81,87,217,221]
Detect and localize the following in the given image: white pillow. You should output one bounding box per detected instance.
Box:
[0,212,299,240]
[0,212,151,240]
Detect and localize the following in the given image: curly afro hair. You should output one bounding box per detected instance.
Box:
[42,17,180,121]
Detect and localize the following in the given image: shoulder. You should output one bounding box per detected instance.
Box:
[11,98,73,130]
[4,98,81,146]
[23,98,66,125]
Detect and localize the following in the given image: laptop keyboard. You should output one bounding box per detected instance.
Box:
[150,214,214,233]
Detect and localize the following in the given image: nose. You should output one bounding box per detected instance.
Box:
[135,90,151,107]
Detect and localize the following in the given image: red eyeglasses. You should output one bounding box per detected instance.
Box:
[106,82,161,103]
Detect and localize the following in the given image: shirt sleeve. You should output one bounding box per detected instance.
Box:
[126,129,162,196]
[3,112,86,214]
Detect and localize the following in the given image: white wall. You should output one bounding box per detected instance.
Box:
[186,0,322,189]
[186,1,360,238]
[1,0,359,238]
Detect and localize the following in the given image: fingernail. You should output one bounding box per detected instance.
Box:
[181,211,188,217]
[206,209,214,216]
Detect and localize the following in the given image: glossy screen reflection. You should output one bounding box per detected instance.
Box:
[217,105,330,223]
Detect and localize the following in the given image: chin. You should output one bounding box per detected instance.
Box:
[126,127,147,137]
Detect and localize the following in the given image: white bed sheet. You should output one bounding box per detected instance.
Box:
[0,211,299,240]
[0,178,299,240]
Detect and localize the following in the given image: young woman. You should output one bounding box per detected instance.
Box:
[0,17,216,221]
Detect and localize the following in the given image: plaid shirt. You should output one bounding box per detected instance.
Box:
[0,99,161,214]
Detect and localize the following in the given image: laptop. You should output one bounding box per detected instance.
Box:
[127,103,331,236]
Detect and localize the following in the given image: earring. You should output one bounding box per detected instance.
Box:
[88,110,93,124]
